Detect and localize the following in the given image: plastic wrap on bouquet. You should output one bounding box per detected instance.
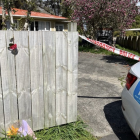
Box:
[7,120,37,139]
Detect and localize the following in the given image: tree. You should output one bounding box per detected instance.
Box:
[61,0,73,18]
[41,0,62,15]
[1,0,16,30]
[62,0,139,38]
[125,15,140,36]
[0,0,6,30]
[21,0,36,30]
[0,0,37,30]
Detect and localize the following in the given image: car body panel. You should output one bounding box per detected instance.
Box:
[130,62,140,78]
[121,62,140,139]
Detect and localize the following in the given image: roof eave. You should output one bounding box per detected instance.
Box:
[0,14,68,20]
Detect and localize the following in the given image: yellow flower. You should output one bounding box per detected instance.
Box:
[7,125,19,137]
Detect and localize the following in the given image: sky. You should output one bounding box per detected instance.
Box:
[136,2,140,6]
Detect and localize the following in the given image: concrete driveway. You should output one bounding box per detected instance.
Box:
[78,52,137,140]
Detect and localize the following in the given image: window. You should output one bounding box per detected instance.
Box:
[31,22,34,31]
[14,20,18,29]
[5,20,18,30]
[46,22,50,31]
[56,24,64,31]
[35,21,38,31]
[30,21,50,31]
[6,21,10,30]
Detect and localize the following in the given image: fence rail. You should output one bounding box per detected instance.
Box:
[116,36,140,52]
[0,31,78,136]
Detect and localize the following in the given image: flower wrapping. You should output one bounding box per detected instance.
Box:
[7,120,37,139]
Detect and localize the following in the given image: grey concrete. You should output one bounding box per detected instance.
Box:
[78,52,137,140]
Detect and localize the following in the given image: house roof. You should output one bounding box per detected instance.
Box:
[0,7,68,20]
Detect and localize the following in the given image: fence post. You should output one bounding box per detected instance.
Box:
[68,22,77,32]
[137,36,140,53]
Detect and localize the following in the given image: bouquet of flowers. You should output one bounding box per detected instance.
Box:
[7,120,37,139]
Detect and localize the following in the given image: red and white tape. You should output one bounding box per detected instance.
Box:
[79,35,140,61]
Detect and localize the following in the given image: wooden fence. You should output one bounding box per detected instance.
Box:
[0,31,78,136]
[116,36,140,52]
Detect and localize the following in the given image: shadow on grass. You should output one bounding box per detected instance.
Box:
[104,100,137,140]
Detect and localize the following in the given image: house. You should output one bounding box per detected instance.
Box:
[0,7,70,31]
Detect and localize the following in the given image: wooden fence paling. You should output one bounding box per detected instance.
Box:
[0,31,78,135]
[0,31,18,132]
[14,31,32,127]
[67,32,78,122]
[43,31,56,128]
[56,32,67,125]
[0,75,4,137]
[137,37,140,52]
[0,31,6,136]
[60,32,68,125]
[5,31,18,131]
[29,31,44,130]
[116,36,140,52]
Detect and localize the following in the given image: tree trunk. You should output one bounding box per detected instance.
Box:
[8,8,14,30]
[24,19,29,30]
[24,12,31,31]
[1,1,6,30]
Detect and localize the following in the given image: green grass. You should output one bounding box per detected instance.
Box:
[118,75,126,87]
[35,119,97,140]
[115,44,140,65]
[79,39,140,65]
[79,43,114,55]
[0,119,97,140]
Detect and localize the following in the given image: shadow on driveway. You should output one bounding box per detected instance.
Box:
[78,96,121,99]
[101,55,132,66]
[104,100,137,140]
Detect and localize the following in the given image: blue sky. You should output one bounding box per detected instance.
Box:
[136,2,140,6]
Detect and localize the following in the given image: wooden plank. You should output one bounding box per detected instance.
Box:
[0,31,18,133]
[67,32,78,123]
[29,31,44,131]
[55,32,67,125]
[4,31,18,131]
[43,31,56,128]
[0,75,5,137]
[0,31,6,136]
[14,31,32,127]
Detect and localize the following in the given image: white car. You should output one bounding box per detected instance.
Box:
[122,62,140,140]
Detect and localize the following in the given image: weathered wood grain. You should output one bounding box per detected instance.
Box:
[14,31,32,127]
[0,76,5,137]
[0,31,19,132]
[29,31,44,131]
[67,32,78,123]
[4,31,18,131]
[0,31,6,136]
[56,32,67,125]
[43,31,56,128]
[0,31,78,133]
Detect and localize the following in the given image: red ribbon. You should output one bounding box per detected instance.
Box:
[10,44,17,50]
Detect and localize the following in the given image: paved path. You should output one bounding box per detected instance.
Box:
[78,52,137,140]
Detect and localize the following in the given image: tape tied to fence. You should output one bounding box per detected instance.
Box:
[79,35,140,61]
